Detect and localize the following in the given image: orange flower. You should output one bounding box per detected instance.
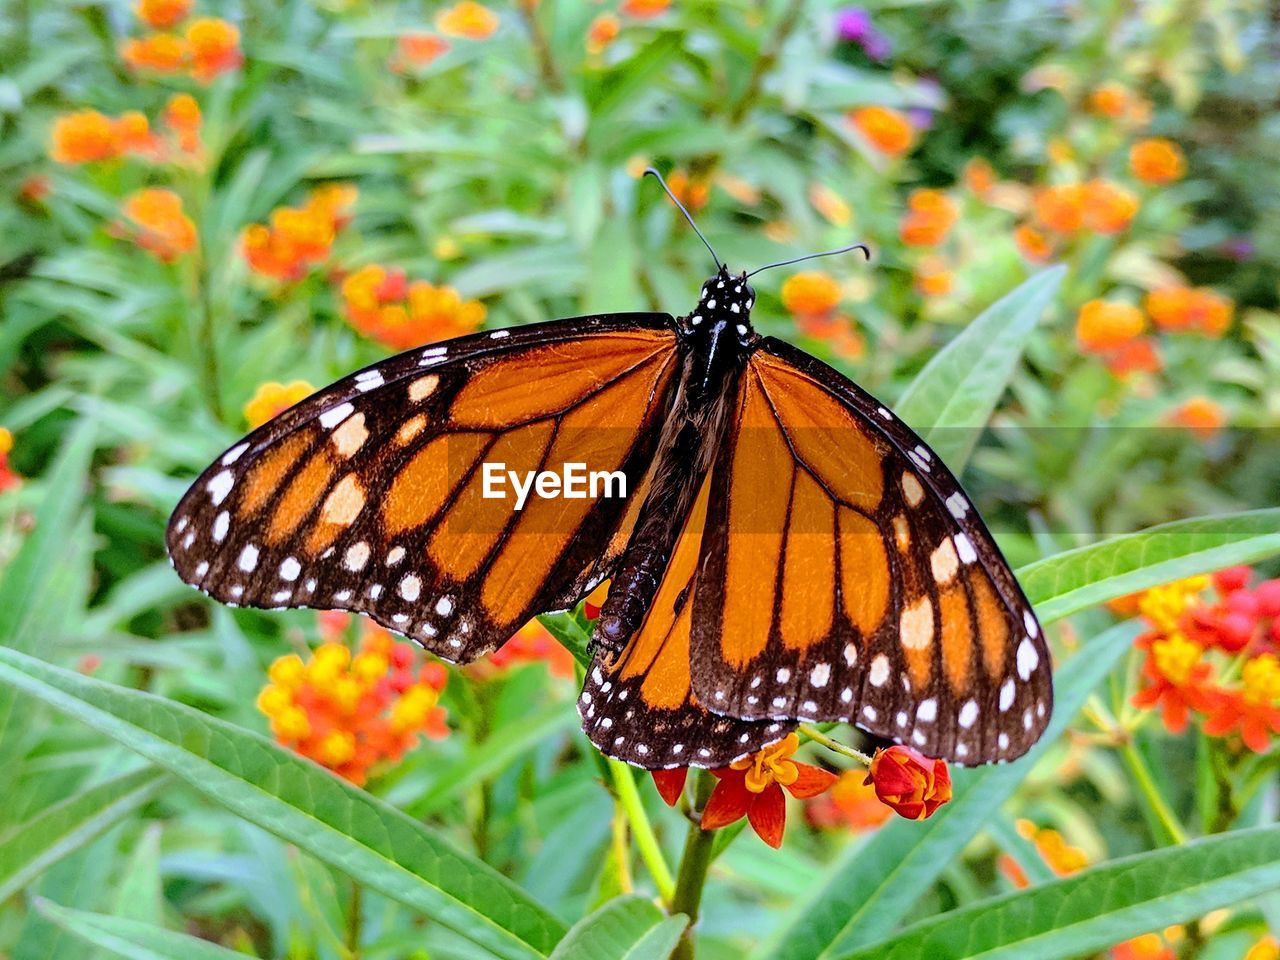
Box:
[340,264,486,349]
[122,32,187,73]
[781,271,841,318]
[1084,179,1139,234]
[700,734,838,847]
[586,14,620,55]
[116,111,163,159]
[913,256,953,297]
[1013,224,1054,262]
[164,92,203,155]
[394,33,450,70]
[1145,286,1233,336]
[436,1,499,39]
[809,182,851,226]
[848,106,914,156]
[1033,183,1087,234]
[900,188,957,247]
[1104,337,1161,377]
[1132,631,1214,732]
[652,768,688,806]
[50,110,121,164]
[121,188,197,261]
[487,621,575,679]
[257,630,449,785]
[0,427,20,494]
[665,169,708,214]
[1201,654,1280,752]
[1167,395,1226,438]
[805,768,891,831]
[963,157,996,198]
[865,745,951,820]
[620,0,671,18]
[1075,299,1144,353]
[243,380,314,428]
[1087,81,1132,118]
[136,0,191,29]
[241,185,356,281]
[1111,933,1175,960]
[1130,138,1185,184]
[186,17,242,83]
[17,174,50,206]
[1246,935,1280,960]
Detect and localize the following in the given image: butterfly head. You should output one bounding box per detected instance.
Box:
[690,266,755,345]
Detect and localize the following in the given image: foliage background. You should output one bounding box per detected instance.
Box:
[1,1,1279,958]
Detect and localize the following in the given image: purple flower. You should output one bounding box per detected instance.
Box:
[835,7,873,42]
[862,31,892,61]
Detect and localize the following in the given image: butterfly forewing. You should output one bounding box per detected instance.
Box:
[688,340,1051,764]
[167,314,680,663]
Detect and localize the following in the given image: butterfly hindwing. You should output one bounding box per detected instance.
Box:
[581,469,794,768]
[166,314,680,663]
[688,340,1051,764]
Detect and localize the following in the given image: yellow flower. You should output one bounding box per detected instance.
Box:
[0,427,12,456]
[1136,577,1209,633]
[1151,633,1202,687]
[731,732,801,793]
[436,1,499,39]
[316,730,357,766]
[1241,654,1280,706]
[243,380,314,429]
[268,653,307,689]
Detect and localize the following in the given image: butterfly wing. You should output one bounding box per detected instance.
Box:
[689,339,1050,764]
[167,314,680,663]
[581,466,794,769]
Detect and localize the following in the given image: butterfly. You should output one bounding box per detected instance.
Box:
[166,171,1051,771]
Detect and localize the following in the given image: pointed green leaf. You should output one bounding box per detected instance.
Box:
[0,648,565,960]
[754,621,1138,960]
[549,896,687,960]
[33,899,249,960]
[895,266,1065,472]
[836,825,1280,960]
[1019,508,1280,624]
[0,768,166,903]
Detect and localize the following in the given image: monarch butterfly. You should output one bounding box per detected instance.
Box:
[167,171,1050,770]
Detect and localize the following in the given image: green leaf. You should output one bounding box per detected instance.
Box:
[836,825,1280,960]
[1018,508,1280,624]
[0,648,565,960]
[33,899,249,960]
[0,767,167,903]
[548,896,687,960]
[754,621,1139,960]
[895,266,1065,473]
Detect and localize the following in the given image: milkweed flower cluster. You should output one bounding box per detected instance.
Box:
[781,271,864,360]
[339,264,486,350]
[50,96,204,166]
[436,1,499,39]
[117,189,197,262]
[122,0,241,84]
[1121,568,1280,752]
[243,380,314,429]
[486,621,576,679]
[804,767,892,831]
[997,819,1088,888]
[847,105,914,156]
[256,629,449,785]
[0,428,20,494]
[240,184,357,282]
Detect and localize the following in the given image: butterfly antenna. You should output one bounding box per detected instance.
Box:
[746,241,871,278]
[644,167,722,270]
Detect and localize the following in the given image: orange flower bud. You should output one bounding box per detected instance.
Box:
[1076,299,1144,352]
[395,32,450,69]
[122,33,187,73]
[620,0,671,18]
[1086,81,1130,118]
[1084,179,1138,234]
[865,745,951,820]
[243,380,314,429]
[781,271,841,317]
[50,110,121,165]
[136,0,192,29]
[848,105,914,156]
[586,14,620,55]
[186,17,242,83]
[1130,138,1185,184]
[1167,396,1226,438]
[436,1,500,39]
[1033,183,1087,234]
[1014,224,1054,262]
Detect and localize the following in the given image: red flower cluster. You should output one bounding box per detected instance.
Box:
[485,621,576,679]
[339,264,486,349]
[1126,568,1280,752]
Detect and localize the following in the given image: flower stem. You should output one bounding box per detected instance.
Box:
[670,772,717,960]
[799,724,873,766]
[1121,740,1186,846]
[608,759,675,901]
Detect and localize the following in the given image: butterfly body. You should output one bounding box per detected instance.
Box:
[167,264,1052,771]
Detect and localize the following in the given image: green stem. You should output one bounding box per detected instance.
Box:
[346,878,362,958]
[799,724,873,766]
[1121,741,1186,846]
[608,760,675,901]
[670,772,717,960]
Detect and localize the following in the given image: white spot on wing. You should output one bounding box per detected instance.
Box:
[869,655,890,687]
[222,443,249,465]
[354,370,383,391]
[207,470,234,506]
[1000,678,1016,711]
[279,557,301,581]
[959,700,978,728]
[319,403,354,429]
[954,533,977,564]
[399,575,421,601]
[945,492,969,519]
[237,544,259,572]
[810,662,830,688]
[436,596,453,616]
[1017,638,1039,680]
